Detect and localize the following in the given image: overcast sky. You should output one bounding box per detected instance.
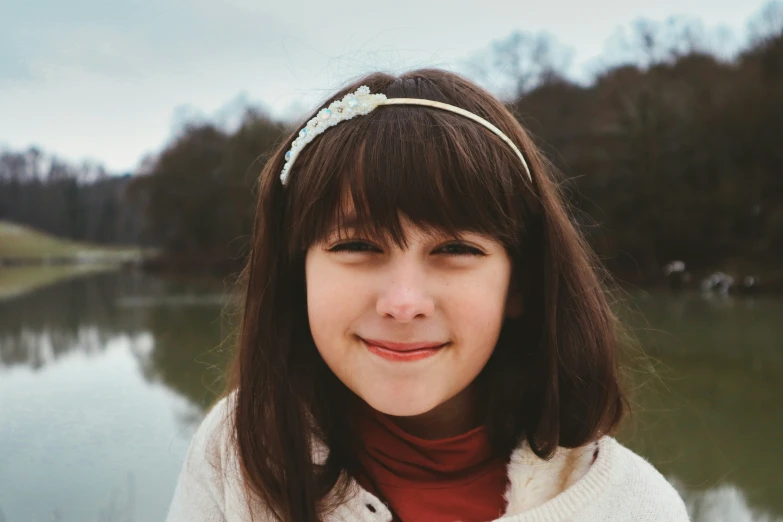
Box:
[0,0,770,173]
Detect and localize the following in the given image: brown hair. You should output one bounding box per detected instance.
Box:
[226,68,628,521]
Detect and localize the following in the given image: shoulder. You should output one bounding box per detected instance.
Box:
[604,437,690,521]
[166,393,241,521]
[502,436,689,521]
[185,393,236,476]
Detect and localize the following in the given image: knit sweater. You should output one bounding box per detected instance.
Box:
[166,394,690,522]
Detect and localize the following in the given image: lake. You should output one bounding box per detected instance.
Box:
[0,270,781,522]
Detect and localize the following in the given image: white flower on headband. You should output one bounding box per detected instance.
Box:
[280,86,387,185]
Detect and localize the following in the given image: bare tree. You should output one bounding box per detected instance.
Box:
[467,31,573,101]
[747,1,783,45]
[602,17,713,69]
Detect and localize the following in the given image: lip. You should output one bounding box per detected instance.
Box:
[360,337,446,362]
[362,338,446,352]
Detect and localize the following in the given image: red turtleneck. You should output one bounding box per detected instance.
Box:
[353,401,510,522]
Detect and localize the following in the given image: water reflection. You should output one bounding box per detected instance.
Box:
[0,273,780,521]
[617,290,783,517]
[0,271,230,405]
[0,272,139,368]
[0,271,231,521]
[674,480,783,522]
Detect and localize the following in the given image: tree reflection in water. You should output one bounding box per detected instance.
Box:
[0,270,231,411]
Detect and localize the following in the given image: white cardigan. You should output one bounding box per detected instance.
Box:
[166,394,689,522]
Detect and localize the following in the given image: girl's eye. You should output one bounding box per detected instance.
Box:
[436,243,485,256]
[328,241,381,253]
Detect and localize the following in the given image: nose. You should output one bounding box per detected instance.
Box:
[375,260,435,323]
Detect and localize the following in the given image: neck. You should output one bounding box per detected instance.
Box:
[386,381,483,439]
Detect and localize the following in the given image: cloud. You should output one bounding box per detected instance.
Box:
[1,0,297,82]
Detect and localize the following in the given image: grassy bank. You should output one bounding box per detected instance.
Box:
[0,220,145,264]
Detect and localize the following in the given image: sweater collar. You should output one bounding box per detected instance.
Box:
[319,434,618,522]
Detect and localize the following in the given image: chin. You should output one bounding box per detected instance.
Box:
[360,388,443,417]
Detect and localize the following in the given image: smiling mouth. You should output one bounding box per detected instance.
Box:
[359,337,447,362]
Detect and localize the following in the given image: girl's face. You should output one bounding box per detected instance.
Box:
[305,215,520,417]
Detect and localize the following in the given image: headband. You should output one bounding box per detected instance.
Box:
[280,86,533,185]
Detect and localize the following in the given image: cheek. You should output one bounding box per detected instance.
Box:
[448,270,510,342]
[305,256,365,353]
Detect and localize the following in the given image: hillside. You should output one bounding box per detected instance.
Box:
[0,220,143,263]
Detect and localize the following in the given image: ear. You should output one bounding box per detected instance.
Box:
[505,290,524,319]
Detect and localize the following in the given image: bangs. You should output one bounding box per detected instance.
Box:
[284,104,534,254]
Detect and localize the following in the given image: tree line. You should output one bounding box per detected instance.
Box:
[504,13,783,283]
[3,7,782,285]
[0,148,142,245]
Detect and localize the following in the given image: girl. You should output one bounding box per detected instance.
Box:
[166,69,689,522]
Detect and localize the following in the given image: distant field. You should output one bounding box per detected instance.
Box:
[0,220,143,262]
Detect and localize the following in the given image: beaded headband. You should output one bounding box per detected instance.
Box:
[279,86,533,185]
